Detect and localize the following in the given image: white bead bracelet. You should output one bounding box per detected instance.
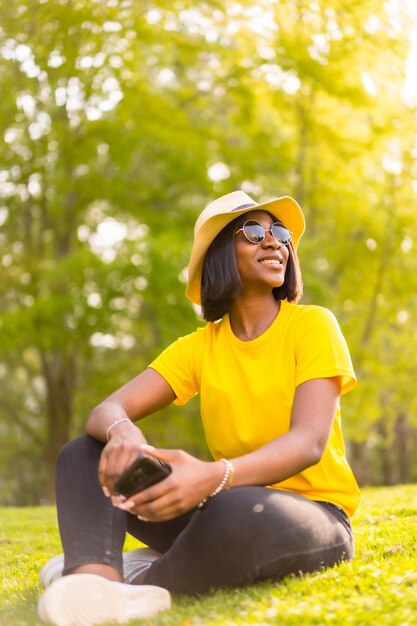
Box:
[198,459,234,508]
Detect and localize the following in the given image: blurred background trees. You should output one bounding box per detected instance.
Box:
[0,0,416,504]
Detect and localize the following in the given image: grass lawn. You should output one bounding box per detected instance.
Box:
[1,485,417,625]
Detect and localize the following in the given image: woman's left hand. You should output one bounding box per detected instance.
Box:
[116,445,225,521]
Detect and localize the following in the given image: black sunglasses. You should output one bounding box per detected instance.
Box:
[235,220,292,245]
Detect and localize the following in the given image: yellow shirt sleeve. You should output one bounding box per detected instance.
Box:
[149,326,206,405]
[294,306,356,395]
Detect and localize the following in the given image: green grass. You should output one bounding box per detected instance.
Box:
[1,485,417,625]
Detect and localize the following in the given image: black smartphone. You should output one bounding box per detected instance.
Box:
[114,453,172,498]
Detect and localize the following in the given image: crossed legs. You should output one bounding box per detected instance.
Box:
[56,436,353,595]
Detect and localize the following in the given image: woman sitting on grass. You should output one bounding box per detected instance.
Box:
[39,190,360,626]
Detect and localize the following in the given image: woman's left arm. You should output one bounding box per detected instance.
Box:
[230,376,340,487]
[121,377,340,522]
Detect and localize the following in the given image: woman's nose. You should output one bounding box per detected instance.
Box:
[262,230,281,249]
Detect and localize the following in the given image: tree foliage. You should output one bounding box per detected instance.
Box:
[0,0,416,503]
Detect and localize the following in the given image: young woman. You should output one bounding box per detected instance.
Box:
[39,191,360,626]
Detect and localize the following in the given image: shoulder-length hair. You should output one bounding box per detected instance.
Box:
[201,212,303,321]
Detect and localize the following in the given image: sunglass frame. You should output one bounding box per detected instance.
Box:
[236,220,292,245]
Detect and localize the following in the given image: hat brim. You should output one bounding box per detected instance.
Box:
[186,196,305,305]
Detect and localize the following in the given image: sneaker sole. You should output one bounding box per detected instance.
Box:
[40,555,64,588]
[38,574,171,626]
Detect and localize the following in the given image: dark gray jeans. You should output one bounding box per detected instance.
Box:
[56,436,354,595]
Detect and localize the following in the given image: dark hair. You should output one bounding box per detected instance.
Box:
[201,213,303,321]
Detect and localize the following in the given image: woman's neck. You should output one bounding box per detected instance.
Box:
[229,294,281,341]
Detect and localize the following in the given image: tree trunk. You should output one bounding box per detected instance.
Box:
[377,418,396,486]
[41,348,77,502]
[395,413,411,484]
[349,440,371,485]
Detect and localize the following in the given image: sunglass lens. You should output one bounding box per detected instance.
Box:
[271,224,292,244]
[242,222,264,243]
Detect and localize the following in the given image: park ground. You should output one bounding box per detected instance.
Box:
[1,484,417,626]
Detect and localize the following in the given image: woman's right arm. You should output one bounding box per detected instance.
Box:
[86,368,176,495]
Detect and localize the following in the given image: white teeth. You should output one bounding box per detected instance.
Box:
[260,259,282,265]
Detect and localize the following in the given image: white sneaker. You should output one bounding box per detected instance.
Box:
[40,555,65,588]
[38,574,171,626]
[40,548,161,588]
[123,547,161,584]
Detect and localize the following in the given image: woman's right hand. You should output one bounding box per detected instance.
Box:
[87,369,176,499]
[98,421,147,501]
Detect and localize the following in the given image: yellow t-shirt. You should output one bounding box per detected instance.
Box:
[149,301,360,516]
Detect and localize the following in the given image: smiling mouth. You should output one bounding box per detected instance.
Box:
[259,259,283,266]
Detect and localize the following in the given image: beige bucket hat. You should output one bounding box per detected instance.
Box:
[186,190,305,305]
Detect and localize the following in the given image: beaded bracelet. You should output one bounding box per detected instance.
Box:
[105,418,131,441]
[198,459,234,508]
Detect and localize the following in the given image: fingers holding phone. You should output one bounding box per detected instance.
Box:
[98,427,147,499]
[116,447,226,522]
[114,453,172,498]
[110,451,172,518]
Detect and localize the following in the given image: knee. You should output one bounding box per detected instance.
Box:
[200,488,268,550]
[177,490,270,589]
[57,435,103,473]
